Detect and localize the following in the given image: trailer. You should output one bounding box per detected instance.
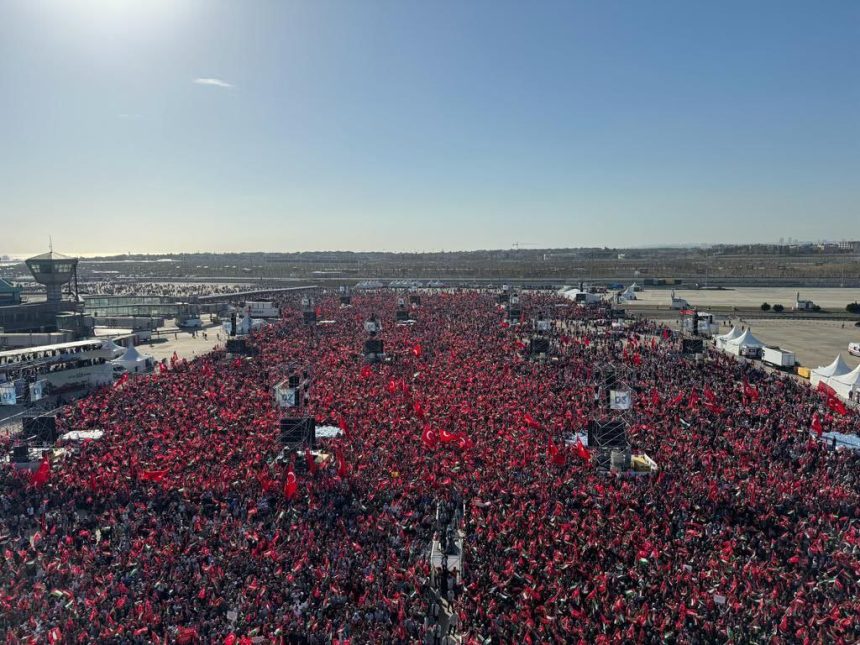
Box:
[762,346,796,369]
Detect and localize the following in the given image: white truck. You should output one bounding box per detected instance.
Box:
[762,346,796,368]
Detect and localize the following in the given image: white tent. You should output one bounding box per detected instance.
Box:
[724,329,764,356]
[810,354,852,388]
[715,326,741,349]
[101,339,125,359]
[823,363,860,401]
[619,284,637,301]
[111,341,153,374]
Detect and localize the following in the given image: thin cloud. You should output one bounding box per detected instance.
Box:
[193,77,234,89]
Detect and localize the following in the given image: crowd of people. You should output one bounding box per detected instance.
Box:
[80,281,250,299]
[1,290,858,643]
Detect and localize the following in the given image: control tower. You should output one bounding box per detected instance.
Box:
[25,251,79,310]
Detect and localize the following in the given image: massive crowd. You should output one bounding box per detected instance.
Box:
[1,291,858,644]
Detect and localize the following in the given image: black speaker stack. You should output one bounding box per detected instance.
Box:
[279,417,316,448]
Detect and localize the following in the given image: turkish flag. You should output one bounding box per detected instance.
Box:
[811,413,823,436]
[360,365,372,379]
[575,439,590,461]
[523,413,542,429]
[305,448,317,475]
[421,424,438,448]
[140,470,168,483]
[439,428,459,443]
[827,396,847,416]
[336,448,348,477]
[284,465,298,500]
[411,343,422,358]
[30,454,51,487]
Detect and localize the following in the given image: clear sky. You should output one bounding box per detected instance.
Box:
[1,0,858,256]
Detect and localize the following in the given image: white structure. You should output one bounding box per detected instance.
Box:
[849,342,860,357]
[618,284,637,302]
[560,288,602,305]
[670,290,689,310]
[100,338,126,359]
[793,292,815,311]
[681,312,720,337]
[111,341,154,374]
[246,301,280,318]
[825,364,860,402]
[762,346,796,368]
[715,326,742,350]
[810,354,852,388]
[723,329,765,357]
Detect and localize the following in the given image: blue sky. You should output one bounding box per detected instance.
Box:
[1,0,858,255]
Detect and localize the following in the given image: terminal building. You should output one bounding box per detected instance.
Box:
[0,251,92,341]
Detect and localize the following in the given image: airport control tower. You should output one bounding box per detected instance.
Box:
[25,250,79,311]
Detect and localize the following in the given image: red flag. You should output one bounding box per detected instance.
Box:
[411,343,422,358]
[284,465,298,500]
[827,396,847,416]
[413,401,425,418]
[523,413,542,429]
[547,442,566,466]
[439,428,459,443]
[305,448,317,475]
[575,438,590,461]
[140,470,168,483]
[703,386,717,404]
[811,412,823,436]
[817,381,837,398]
[743,378,760,401]
[650,388,660,406]
[386,379,398,394]
[632,353,642,366]
[668,392,684,407]
[30,454,51,487]
[687,390,699,409]
[336,448,348,477]
[421,424,438,448]
[360,364,372,379]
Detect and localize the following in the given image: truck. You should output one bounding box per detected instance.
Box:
[762,346,796,369]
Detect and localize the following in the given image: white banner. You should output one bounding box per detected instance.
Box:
[0,383,17,406]
[29,380,46,402]
[274,384,297,408]
[609,389,632,410]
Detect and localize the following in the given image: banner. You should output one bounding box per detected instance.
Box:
[274,384,297,408]
[0,383,16,406]
[609,389,632,410]
[29,380,46,402]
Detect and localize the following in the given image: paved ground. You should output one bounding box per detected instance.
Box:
[139,316,226,363]
[627,286,860,310]
[654,316,860,370]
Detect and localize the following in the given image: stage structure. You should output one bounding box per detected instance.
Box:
[363,314,385,362]
[528,310,552,358]
[301,297,317,325]
[395,297,412,323]
[506,291,522,325]
[339,286,352,306]
[589,362,634,471]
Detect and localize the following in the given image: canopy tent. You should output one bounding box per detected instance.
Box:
[715,326,741,349]
[111,341,153,374]
[824,363,860,401]
[101,339,126,359]
[810,354,852,388]
[723,329,764,356]
[619,284,637,301]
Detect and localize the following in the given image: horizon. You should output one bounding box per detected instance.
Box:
[2,1,858,255]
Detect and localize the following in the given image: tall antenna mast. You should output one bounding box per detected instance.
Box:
[49,235,53,253]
